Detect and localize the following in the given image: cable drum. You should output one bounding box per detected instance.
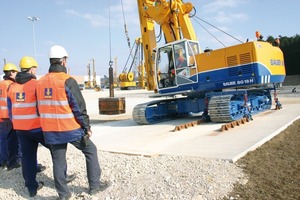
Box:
[119,73,127,82]
[127,72,134,81]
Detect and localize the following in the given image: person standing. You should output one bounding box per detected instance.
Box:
[0,63,21,170]
[36,45,110,200]
[7,56,76,197]
[7,57,45,197]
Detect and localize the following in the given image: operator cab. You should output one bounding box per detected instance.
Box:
[155,39,199,92]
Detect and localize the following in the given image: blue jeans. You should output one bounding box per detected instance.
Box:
[0,119,21,166]
[17,128,49,193]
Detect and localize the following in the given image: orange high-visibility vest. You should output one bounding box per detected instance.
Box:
[36,72,80,132]
[8,79,40,130]
[0,79,14,118]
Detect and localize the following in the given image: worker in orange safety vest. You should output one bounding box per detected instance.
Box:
[0,63,21,170]
[7,56,76,197]
[36,45,110,199]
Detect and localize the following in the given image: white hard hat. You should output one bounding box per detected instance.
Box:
[49,45,68,58]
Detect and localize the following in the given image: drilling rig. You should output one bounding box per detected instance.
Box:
[85,59,99,90]
[132,0,286,124]
[118,38,145,90]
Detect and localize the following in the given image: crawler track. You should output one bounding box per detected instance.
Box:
[132,103,149,124]
[132,100,173,124]
[132,89,273,125]
[208,95,234,122]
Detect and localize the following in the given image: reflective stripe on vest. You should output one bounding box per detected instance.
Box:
[0,80,14,118]
[40,113,74,119]
[38,100,69,106]
[8,79,41,130]
[37,72,81,132]
[13,114,39,119]
[12,102,36,108]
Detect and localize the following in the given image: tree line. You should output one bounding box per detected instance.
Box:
[267,35,300,75]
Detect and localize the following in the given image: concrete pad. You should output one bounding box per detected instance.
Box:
[83,89,300,162]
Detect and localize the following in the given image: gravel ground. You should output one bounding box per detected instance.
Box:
[0,144,246,200]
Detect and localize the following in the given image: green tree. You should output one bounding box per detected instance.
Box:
[270,35,300,75]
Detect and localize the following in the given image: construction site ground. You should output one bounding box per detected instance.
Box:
[83,83,300,163]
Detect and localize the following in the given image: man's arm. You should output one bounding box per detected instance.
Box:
[7,85,13,120]
[7,97,13,120]
[65,77,90,132]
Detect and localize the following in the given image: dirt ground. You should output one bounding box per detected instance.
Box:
[224,118,300,200]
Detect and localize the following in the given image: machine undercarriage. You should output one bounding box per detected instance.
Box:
[132,88,275,125]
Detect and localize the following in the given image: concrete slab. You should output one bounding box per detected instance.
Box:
[83,88,300,162]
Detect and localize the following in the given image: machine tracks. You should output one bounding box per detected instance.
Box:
[132,90,273,125]
[132,103,149,125]
[132,100,171,125]
[208,95,233,122]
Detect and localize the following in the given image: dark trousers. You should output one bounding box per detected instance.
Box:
[17,128,49,193]
[0,119,21,166]
[50,138,101,197]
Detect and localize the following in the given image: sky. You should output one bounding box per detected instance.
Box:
[1,0,299,77]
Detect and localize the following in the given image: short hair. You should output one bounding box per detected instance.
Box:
[4,71,11,76]
[50,58,64,65]
[21,68,31,72]
[4,71,14,77]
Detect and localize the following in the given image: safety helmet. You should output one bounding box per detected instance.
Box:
[3,63,19,72]
[19,56,38,69]
[49,45,68,58]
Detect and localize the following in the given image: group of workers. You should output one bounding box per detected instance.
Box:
[0,45,110,200]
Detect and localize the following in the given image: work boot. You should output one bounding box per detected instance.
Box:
[89,180,111,195]
[66,173,76,183]
[7,162,21,171]
[29,181,44,197]
[37,164,46,173]
[0,162,7,169]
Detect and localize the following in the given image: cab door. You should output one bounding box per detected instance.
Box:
[173,40,198,86]
[155,40,199,91]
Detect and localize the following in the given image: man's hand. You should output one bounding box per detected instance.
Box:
[82,128,92,147]
[86,129,92,137]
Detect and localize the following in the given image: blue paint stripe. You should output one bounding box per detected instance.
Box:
[159,62,285,94]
